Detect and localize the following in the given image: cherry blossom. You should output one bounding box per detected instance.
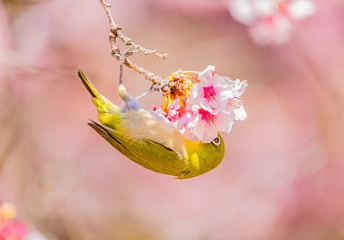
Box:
[226,79,248,120]
[176,104,199,141]
[190,65,232,111]
[228,0,316,45]
[0,221,27,240]
[154,66,247,143]
[192,108,233,143]
[0,203,27,240]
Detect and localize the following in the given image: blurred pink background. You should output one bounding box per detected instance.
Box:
[1,0,344,239]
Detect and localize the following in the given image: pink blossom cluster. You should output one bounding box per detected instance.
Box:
[0,204,27,240]
[154,66,247,143]
[228,0,316,45]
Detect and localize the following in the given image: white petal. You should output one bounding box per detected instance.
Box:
[228,0,257,25]
[289,0,316,20]
[204,130,219,143]
[26,231,50,240]
[249,15,292,45]
[189,83,202,104]
[231,79,248,97]
[198,65,215,83]
[200,99,213,112]
[216,111,233,133]
[236,80,248,96]
[193,121,207,141]
[211,99,227,111]
[214,75,231,87]
[234,105,248,120]
[254,0,276,17]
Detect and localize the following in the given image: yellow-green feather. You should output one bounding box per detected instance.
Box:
[179,135,225,179]
[78,69,122,128]
[88,120,187,176]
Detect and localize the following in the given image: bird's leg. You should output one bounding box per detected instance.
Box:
[112,46,137,86]
[115,53,128,100]
[115,50,141,110]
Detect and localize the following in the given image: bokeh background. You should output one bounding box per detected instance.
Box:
[1,0,344,239]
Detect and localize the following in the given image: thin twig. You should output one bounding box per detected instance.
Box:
[99,0,168,59]
[111,52,164,85]
[99,0,169,91]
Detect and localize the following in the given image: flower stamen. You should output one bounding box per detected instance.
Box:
[203,86,216,101]
[198,108,216,126]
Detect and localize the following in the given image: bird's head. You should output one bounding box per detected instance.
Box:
[178,133,225,179]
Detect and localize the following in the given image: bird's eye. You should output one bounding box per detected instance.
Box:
[211,137,221,146]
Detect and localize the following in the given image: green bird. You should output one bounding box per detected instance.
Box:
[78,69,225,179]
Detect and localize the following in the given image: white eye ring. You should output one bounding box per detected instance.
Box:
[211,137,221,146]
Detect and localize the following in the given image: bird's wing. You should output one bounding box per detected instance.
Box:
[120,109,188,157]
[88,120,187,176]
[88,121,137,161]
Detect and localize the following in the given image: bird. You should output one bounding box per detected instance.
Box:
[77,68,225,179]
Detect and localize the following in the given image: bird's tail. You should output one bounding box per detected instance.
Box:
[77,68,121,128]
[77,69,103,100]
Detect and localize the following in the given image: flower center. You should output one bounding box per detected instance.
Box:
[277,1,288,15]
[203,85,216,101]
[199,108,216,125]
